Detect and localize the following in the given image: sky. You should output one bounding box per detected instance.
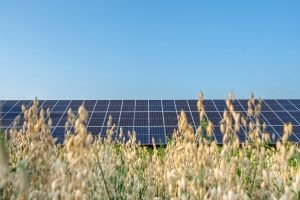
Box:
[0,1,299,100]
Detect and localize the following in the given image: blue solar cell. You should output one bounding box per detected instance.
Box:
[94,105,108,112]
[90,112,106,119]
[214,134,223,144]
[213,100,227,111]
[261,101,272,111]
[0,119,14,126]
[293,104,300,110]
[206,112,221,123]
[119,112,134,126]
[275,112,299,125]
[164,112,178,126]
[101,127,115,137]
[135,100,148,111]
[191,112,201,126]
[135,112,148,118]
[175,100,189,112]
[202,100,215,106]
[134,119,148,126]
[108,100,122,111]
[231,101,245,111]
[41,100,58,110]
[121,127,134,135]
[265,101,285,111]
[52,105,68,112]
[150,112,163,126]
[97,100,109,106]
[87,126,102,135]
[165,127,177,137]
[162,100,176,111]
[133,127,148,135]
[237,100,248,110]
[150,127,165,144]
[272,126,300,142]
[136,134,149,144]
[58,113,69,126]
[105,112,120,126]
[1,112,20,119]
[187,100,197,112]
[84,100,97,105]
[261,112,283,125]
[9,105,25,113]
[279,103,298,111]
[122,100,135,111]
[84,104,95,112]
[289,100,300,105]
[57,100,71,105]
[52,127,65,143]
[149,100,162,111]
[88,118,105,126]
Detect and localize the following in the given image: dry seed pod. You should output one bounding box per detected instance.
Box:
[220,123,225,134]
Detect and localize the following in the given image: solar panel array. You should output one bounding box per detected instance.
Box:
[1,99,300,144]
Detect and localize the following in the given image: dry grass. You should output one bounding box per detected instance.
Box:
[0,93,300,200]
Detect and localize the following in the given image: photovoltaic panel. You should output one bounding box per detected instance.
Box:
[149,100,162,111]
[2,99,300,145]
[149,112,164,126]
[272,126,300,142]
[136,100,148,112]
[105,112,120,126]
[108,100,122,111]
[163,112,178,126]
[206,112,222,124]
[122,100,135,111]
[213,100,227,111]
[175,100,189,112]
[191,112,201,126]
[261,112,283,125]
[162,100,176,111]
[94,100,109,112]
[0,101,18,113]
[165,127,177,138]
[287,112,300,123]
[150,127,166,144]
[119,112,134,126]
[88,118,105,127]
[87,126,102,135]
[264,100,285,111]
[187,100,197,112]
[277,100,298,111]
[275,111,299,125]
[231,100,245,111]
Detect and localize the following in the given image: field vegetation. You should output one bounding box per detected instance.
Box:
[0,93,300,199]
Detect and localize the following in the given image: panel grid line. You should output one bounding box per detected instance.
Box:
[100,100,111,135]
[148,100,151,145]
[117,100,124,132]
[186,100,196,128]
[161,100,167,142]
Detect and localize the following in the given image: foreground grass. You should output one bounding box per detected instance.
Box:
[0,94,300,199]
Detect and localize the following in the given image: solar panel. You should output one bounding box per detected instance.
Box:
[2,99,300,145]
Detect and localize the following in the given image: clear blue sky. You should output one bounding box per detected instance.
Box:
[0,1,299,100]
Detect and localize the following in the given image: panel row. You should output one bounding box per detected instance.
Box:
[2,99,300,114]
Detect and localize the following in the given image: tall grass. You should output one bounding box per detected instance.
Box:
[0,94,300,199]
